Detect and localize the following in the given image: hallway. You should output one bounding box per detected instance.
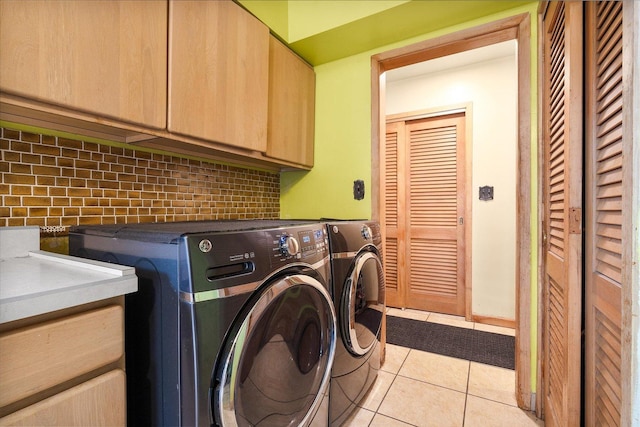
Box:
[342,308,543,426]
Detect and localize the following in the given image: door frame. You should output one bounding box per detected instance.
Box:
[371,13,532,410]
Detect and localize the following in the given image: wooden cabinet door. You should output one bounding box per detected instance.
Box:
[0,0,167,129]
[540,2,583,426]
[0,306,123,409]
[584,1,625,425]
[168,0,269,152]
[0,370,125,426]
[267,36,316,167]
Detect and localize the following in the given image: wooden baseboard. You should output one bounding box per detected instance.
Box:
[472,315,516,329]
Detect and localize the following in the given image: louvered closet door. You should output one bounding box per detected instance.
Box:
[405,113,465,315]
[585,2,624,425]
[541,2,583,426]
[384,121,406,308]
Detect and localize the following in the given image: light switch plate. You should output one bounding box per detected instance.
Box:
[353,180,365,200]
[479,186,494,201]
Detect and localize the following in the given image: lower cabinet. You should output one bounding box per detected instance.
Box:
[0,302,126,425]
[0,370,125,427]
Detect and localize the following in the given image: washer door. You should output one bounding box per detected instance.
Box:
[342,251,385,356]
[213,274,336,427]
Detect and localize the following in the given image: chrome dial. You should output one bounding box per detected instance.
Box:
[279,235,300,257]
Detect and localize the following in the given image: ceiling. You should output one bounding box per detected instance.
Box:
[240,0,534,66]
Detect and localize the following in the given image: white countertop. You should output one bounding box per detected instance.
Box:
[0,227,137,324]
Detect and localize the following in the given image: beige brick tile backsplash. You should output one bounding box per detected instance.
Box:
[0,126,280,231]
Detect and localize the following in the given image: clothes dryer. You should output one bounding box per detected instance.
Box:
[325,221,385,426]
[69,220,336,427]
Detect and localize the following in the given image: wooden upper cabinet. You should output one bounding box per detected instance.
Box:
[266,36,316,167]
[168,0,269,152]
[0,0,167,129]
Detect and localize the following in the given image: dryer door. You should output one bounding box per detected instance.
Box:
[342,251,385,356]
[213,274,336,427]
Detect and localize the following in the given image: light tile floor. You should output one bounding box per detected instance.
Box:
[342,308,544,427]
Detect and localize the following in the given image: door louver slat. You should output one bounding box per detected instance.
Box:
[409,126,457,228]
[548,278,566,422]
[585,1,623,425]
[410,240,457,297]
[546,3,566,261]
[383,124,402,307]
[542,1,583,425]
[385,130,399,228]
[385,238,398,292]
[594,308,622,423]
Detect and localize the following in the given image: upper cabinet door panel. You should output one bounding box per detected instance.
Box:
[168,0,269,152]
[267,36,315,167]
[0,1,167,129]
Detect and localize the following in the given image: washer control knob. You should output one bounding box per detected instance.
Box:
[361,225,372,240]
[279,235,300,257]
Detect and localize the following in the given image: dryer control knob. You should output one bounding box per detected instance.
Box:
[362,225,372,240]
[280,235,300,257]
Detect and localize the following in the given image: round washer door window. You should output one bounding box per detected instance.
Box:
[342,251,385,356]
[213,274,336,427]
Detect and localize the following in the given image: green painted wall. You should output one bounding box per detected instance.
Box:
[281,2,538,220]
[281,2,540,390]
[280,52,372,220]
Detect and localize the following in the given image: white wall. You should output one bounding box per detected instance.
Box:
[385,46,517,321]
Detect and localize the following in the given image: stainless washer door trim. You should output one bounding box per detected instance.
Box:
[180,281,262,303]
[216,274,337,427]
[343,251,384,356]
[332,251,359,259]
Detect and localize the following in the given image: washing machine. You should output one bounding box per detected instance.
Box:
[325,221,385,426]
[69,220,336,427]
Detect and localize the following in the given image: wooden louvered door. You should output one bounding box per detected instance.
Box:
[405,114,465,314]
[540,2,583,426]
[383,121,406,308]
[384,113,466,314]
[584,1,624,425]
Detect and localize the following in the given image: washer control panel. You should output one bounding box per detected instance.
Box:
[267,225,328,265]
[279,234,300,257]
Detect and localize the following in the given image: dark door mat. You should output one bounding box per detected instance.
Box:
[386,315,515,370]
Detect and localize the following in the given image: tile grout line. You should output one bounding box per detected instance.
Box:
[369,365,396,426]
[393,371,470,396]
[462,361,471,427]
[370,347,413,426]
[465,390,523,409]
